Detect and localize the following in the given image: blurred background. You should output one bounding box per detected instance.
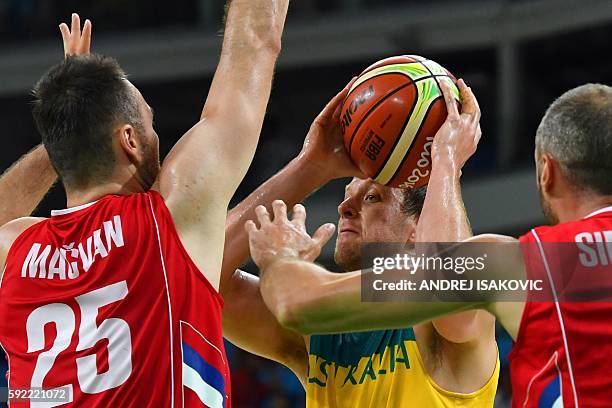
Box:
[1,0,612,406]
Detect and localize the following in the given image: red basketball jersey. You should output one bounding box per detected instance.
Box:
[510,206,612,408]
[0,192,231,407]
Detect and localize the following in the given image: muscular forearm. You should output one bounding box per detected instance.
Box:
[221,158,330,293]
[203,0,289,121]
[220,0,288,59]
[0,145,56,226]
[162,0,290,206]
[260,257,481,335]
[417,158,471,243]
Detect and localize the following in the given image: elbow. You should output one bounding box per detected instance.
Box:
[432,309,492,344]
[260,27,282,55]
[228,22,282,56]
[249,29,282,56]
[273,297,313,335]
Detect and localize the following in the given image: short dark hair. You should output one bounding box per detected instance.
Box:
[400,186,426,219]
[536,83,612,195]
[32,54,143,188]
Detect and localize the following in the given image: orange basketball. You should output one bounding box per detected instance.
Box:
[340,55,460,189]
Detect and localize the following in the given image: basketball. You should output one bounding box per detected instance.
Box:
[340,55,460,189]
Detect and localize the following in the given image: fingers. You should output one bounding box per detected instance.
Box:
[321,87,348,124]
[71,13,81,41]
[61,13,92,57]
[474,123,482,146]
[59,23,70,54]
[291,204,306,227]
[271,200,287,223]
[312,223,336,248]
[79,19,92,55]
[457,79,481,124]
[439,79,459,119]
[244,220,258,234]
[255,205,271,226]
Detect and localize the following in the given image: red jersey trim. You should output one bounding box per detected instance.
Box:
[528,229,580,407]
[521,351,562,408]
[583,205,612,219]
[50,200,100,216]
[147,191,224,308]
[146,193,176,407]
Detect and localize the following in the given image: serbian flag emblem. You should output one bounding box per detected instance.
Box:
[180,321,229,407]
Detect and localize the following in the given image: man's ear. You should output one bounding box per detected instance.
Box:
[540,153,563,197]
[538,153,555,194]
[116,124,140,165]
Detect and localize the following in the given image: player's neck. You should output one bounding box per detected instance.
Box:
[63,165,152,208]
[555,194,612,223]
[65,180,146,209]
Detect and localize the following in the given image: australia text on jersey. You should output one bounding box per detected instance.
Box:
[308,341,411,387]
[21,215,124,280]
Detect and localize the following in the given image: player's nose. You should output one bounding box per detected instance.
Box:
[338,197,358,219]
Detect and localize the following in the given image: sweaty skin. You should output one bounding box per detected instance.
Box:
[248,83,612,353]
[224,79,498,395]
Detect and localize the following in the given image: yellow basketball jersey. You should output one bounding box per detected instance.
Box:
[306,328,499,407]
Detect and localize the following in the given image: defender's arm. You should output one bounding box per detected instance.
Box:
[0,145,56,227]
[258,235,522,336]
[246,202,523,336]
[160,0,290,290]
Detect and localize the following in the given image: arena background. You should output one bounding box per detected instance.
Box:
[1,0,612,406]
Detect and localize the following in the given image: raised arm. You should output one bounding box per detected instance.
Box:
[222,82,361,379]
[0,146,56,226]
[0,14,93,227]
[159,0,290,290]
[0,14,92,264]
[417,79,479,243]
[416,79,492,344]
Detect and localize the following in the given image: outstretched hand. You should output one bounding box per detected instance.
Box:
[298,78,365,181]
[59,13,92,57]
[432,79,482,170]
[245,200,336,270]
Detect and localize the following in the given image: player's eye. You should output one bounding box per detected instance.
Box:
[364,194,379,203]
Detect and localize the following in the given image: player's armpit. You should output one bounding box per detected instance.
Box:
[222,269,309,384]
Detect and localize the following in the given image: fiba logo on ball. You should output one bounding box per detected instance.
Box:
[340,55,460,189]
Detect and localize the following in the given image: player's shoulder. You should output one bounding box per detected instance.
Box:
[525,214,607,242]
[0,216,46,239]
[467,233,518,243]
[0,217,47,263]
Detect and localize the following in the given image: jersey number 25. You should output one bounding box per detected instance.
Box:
[26,281,132,407]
